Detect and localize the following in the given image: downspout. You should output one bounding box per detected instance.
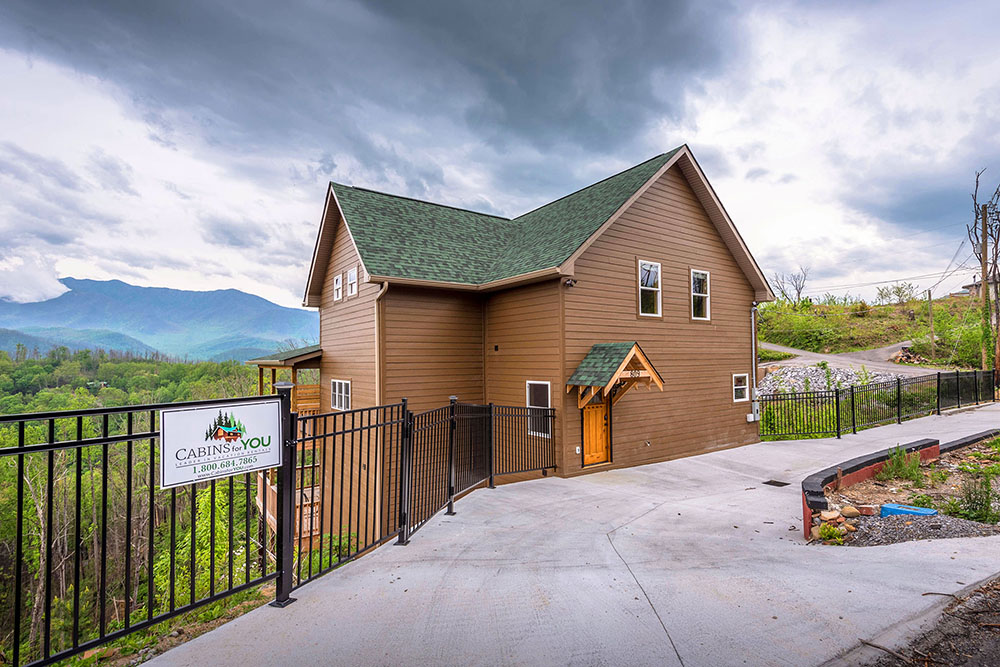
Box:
[374,281,389,405]
[751,302,760,420]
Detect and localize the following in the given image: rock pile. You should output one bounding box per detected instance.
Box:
[890,346,928,364]
[759,365,902,394]
[808,505,864,544]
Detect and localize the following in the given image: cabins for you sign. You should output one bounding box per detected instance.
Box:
[160,399,282,488]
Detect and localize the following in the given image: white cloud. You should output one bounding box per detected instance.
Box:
[651,1,1000,300]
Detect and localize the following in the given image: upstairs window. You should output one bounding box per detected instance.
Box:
[333,273,343,301]
[526,381,551,437]
[691,269,710,320]
[347,267,358,296]
[638,260,661,317]
[733,374,749,402]
[331,379,351,410]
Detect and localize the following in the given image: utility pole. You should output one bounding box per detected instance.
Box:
[983,204,990,370]
[927,289,934,360]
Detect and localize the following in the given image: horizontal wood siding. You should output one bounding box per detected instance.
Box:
[318,211,376,412]
[381,287,484,412]
[484,279,563,481]
[562,164,758,475]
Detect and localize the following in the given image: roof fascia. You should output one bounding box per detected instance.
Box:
[364,266,567,293]
[303,185,371,307]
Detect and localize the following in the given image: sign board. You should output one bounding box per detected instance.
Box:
[160,399,282,489]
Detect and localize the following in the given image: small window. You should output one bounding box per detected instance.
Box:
[346,267,358,297]
[526,381,551,437]
[691,269,710,320]
[733,374,749,402]
[331,379,351,410]
[638,260,661,317]
[333,274,343,301]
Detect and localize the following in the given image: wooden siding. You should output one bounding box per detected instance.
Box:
[484,279,563,479]
[318,210,377,411]
[381,287,485,412]
[561,164,759,475]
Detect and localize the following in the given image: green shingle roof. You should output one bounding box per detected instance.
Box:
[245,344,321,365]
[331,148,681,285]
[566,342,639,388]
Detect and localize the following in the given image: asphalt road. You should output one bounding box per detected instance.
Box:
[761,340,947,376]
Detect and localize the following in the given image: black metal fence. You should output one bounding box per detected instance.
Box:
[0,390,557,665]
[0,396,278,667]
[759,370,997,439]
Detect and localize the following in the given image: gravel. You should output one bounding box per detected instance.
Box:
[759,365,903,394]
[847,513,1000,547]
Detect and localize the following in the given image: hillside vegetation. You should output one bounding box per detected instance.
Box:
[758,294,985,368]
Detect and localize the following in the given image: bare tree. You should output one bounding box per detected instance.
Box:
[968,169,1000,369]
[770,271,791,301]
[772,265,810,303]
[789,265,810,302]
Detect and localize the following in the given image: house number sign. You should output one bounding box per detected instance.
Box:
[160,398,282,489]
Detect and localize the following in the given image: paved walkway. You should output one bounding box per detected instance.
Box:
[151,406,1000,667]
[761,341,947,376]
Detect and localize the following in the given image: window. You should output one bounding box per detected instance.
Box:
[691,269,710,320]
[526,381,551,437]
[638,260,661,317]
[333,273,343,301]
[331,379,351,410]
[733,373,749,402]
[346,267,358,297]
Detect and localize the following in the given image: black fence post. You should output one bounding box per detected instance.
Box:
[976,370,981,404]
[487,402,496,489]
[936,372,941,415]
[446,396,457,515]
[271,382,297,608]
[956,369,962,408]
[896,377,902,423]
[835,388,841,438]
[850,385,857,434]
[396,398,412,546]
[994,370,998,402]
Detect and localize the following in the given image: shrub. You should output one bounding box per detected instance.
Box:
[818,522,844,545]
[909,493,936,509]
[876,447,923,484]
[957,478,1000,524]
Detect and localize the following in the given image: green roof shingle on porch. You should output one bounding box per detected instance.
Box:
[566,342,639,388]
[331,148,681,285]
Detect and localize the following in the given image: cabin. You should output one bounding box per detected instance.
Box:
[300,145,773,477]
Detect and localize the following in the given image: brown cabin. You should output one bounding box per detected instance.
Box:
[302,145,774,477]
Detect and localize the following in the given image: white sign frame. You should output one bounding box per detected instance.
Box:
[160,398,283,489]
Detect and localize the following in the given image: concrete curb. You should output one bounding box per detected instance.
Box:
[821,572,1000,666]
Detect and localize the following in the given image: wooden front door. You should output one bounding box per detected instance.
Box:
[582,400,610,465]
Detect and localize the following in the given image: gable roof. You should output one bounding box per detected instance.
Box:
[566,342,642,387]
[304,145,773,305]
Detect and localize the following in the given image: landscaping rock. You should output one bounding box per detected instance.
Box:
[810,526,821,541]
[759,365,903,394]
[841,505,861,518]
[857,505,878,516]
[820,509,841,521]
[847,514,1000,547]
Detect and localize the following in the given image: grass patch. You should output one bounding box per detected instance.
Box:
[875,447,923,485]
[758,348,796,363]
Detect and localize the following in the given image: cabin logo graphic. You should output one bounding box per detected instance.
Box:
[204,410,247,443]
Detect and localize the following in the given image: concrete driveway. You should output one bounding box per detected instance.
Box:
[151,405,1000,667]
[761,341,947,377]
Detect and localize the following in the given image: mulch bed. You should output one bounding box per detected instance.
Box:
[868,577,1000,666]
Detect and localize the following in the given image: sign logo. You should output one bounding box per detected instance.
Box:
[160,399,281,489]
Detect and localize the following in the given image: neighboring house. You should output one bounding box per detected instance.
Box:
[303,145,774,476]
[962,276,998,299]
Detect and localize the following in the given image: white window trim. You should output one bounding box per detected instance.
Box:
[733,373,749,403]
[525,380,552,438]
[333,273,343,302]
[638,259,662,317]
[331,379,351,411]
[691,268,711,321]
[346,267,358,297]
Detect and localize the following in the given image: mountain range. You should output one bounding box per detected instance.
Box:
[0,278,318,361]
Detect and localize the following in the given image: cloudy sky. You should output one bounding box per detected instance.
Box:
[0,0,997,308]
